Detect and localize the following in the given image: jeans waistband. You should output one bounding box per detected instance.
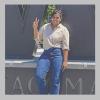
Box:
[44,47,62,51]
[44,47,62,54]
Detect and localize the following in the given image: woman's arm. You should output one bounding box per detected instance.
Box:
[32,17,41,41]
[62,27,70,71]
[62,49,69,71]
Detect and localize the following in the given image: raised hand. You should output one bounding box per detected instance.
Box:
[33,17,39,30]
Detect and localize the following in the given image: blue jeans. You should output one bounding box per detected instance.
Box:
[36,47,63,94]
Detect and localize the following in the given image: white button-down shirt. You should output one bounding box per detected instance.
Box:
[39,23,70,50]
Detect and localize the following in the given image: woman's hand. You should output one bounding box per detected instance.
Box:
[33,17,39,30]
[33,17,40,39]
[62,61,68,71]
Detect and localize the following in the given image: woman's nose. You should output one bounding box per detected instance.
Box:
[53,18,57,21]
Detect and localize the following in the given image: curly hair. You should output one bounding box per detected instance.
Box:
[51,9,63,20]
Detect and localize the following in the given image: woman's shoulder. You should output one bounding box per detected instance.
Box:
[42,23,50,28]
[60,24,69,32]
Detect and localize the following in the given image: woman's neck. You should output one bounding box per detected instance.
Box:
[50,23,59,30]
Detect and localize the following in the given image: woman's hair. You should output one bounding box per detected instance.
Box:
[51,9,63,20]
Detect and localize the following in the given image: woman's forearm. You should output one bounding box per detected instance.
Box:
[62,49,69,61]
[33,28,39,40]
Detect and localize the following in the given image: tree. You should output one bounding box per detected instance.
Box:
[41,5,56,25]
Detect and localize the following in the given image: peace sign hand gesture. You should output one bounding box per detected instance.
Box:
[33,17,39,30]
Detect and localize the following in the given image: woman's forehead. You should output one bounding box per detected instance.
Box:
[52,13,61,17]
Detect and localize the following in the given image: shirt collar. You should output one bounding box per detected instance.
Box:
[50,23,61,29]
[57,23,62,28]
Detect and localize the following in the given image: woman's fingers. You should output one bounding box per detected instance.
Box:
[35,17,39,23]
[34,17,39,27]
[62,61,68,72]
[32,17,39,29]
[35,17,37,22]
[37,18,39,23]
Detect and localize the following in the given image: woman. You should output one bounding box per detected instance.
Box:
[33,9,70,94]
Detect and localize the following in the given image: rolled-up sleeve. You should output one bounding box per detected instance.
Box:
[62,28,70,50]
[39,25,44,33]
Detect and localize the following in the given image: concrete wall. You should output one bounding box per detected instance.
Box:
[5,5,95,60]
[5,5,45,59]
[57,5,95,60]
[5,67,95,94]
[5,60,95,94]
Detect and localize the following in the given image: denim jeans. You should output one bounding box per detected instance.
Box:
[36,47,63,94]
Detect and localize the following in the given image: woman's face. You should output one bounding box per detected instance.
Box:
[51,13,61,27]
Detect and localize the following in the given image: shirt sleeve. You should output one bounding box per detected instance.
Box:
[62,27,70,50]
[39,25,44,34]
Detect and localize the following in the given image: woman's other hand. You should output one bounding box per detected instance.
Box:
[62,61,68,71]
